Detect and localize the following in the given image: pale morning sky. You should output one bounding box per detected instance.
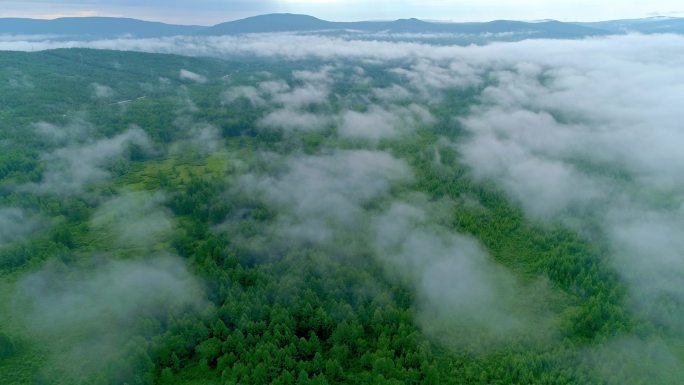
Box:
[1,0,682,25]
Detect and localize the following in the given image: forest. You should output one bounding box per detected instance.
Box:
[0,40,682,385]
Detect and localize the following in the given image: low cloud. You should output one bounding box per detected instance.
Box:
[273,83,329,109]
[1,33,682,68]
[12,255,205,381]
[372,84,412,102]
[222,85,266,106]
[258,108,331,132]
[0,207,44,246]
[90,190,174,250]
[3,30,683,370]
[372,201,553,347]
[184,123,222,154]
[20,126,153,196]
[31,118,94,145]
[390,58,482,97]
[585,337,684,385]
[224,65,433,138]
[179,68,207,83]
[453,31,684,339]
[338,103,434,143]
[229,148,550,347]
[257,79,290,95]
[235,149,412,247]
[224,68,333,133]
[5,68,34,89]
[91,82,114,98]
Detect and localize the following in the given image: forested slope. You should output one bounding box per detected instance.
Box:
[0,48,681,385]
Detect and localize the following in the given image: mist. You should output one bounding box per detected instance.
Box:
[2,25,684,384]
[91,82,115,99]
[338,104,434,142]
[452,34,684,338]
[14,30,677,341]
[12,255,205,381]
[180,68,207,83]
[233,149,412,248]
[227,148,552,347]
[0,207,44,246]
[20,124,153,196]
[90,190,174,250]
[372,200,554,347]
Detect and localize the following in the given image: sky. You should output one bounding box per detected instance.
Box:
[1,0,683,25]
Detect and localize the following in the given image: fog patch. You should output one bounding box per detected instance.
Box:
[31,118,95,146]
[184,123,222,154]
[232,150,412,249]
[373,84,412,102]
[258,79,290,95]
[292,66,334,84]
[0,207,45,246]
[605,206,684,334]
[90,82,114,99]
[372,201,554,348]
[460,111,609,218]
[5,68,34,89]
[338,104,434,143]
[169,115,223,155]
[258,108,331,132]
[222,80,292,107]
[273,83,329,109]
[2,34,683,69]
[224,69,332,133]
[21,126,153,196]
[90,191,174,250]
[12,255,205,381]
[179,68,207,83]
[228,148,551,348]
[221,85,265,107]
[455,33,684,337]
[390,58,482,97]
[584,337,684,385]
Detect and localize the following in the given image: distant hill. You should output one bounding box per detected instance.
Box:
[578,17,684,34]
[199,13,333,34]
[200,13,609,38]
[1,13,683,42]
[0,17,203,39]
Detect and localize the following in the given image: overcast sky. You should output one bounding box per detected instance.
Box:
[1,0,683,25]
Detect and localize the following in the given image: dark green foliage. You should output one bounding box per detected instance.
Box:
[0,49,678,385]
[0,333,16,359]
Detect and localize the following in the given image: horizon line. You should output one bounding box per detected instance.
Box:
[1,12,681,28]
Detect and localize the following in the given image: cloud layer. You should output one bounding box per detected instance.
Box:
[453,33,684,338]
[235,150,412,247]
[21,122,153,196]
[13,255,205,379]
[3,30,684,378]
[0,207,44,246]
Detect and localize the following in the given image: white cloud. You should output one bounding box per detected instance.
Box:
[21,125,153,196]
[450,32,684,337]
[90,191,174,249]
[258,108,330,131]
[338,103,434,143]
[222,85,265,106]
[13,254,205,380]
[179,68,207,83]
[235,149,412,246]
[0,207,44,246]
[91,82,114,98]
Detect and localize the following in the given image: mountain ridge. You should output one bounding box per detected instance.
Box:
[0,16,203,38]
[1,13,682,40]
